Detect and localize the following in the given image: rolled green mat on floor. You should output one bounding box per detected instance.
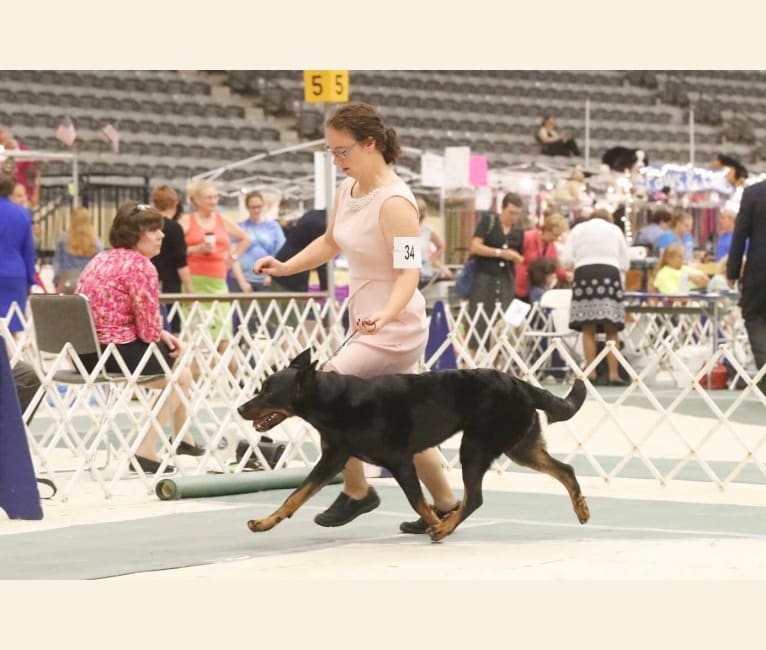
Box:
[155,468,342,501]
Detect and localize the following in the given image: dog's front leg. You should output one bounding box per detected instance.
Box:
[388,462,442,531]
[429,439,491,542]
[247,447,349,533]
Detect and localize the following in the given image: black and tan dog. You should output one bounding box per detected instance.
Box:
[237,349,590,541]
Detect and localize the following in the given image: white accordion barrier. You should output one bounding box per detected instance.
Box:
[4,288,766,500]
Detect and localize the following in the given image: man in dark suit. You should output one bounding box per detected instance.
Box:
[727,179,766,390]
[272,209,327,292]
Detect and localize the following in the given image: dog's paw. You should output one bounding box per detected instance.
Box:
[574,496,590,524]
[427,526,447,542]
[427,521,452,542]
[247,518,273,533]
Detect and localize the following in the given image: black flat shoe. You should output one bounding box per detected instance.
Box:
[608,377,629,387]
[314,487,380,527]
[131,455,176,474]
[177,440,206,456]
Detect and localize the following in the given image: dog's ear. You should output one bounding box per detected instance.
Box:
[289,348,316,371]
[293,348,318,402]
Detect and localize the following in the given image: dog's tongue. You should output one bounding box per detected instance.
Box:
[253,411,287,431]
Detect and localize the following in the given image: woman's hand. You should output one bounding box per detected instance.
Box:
[191,242,213,255]
[238,278,254,293]
[356,311,392,335]
[160,330,183,359]
[253,256,289,277]
[502,249,524,264]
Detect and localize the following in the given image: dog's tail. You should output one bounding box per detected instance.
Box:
[525,379,586,424]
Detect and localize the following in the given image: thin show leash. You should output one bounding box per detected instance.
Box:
[318,279,372,371]
[318,326,358,371]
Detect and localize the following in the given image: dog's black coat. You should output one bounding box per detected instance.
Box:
[602,146,649,172]
[238,349,590,541]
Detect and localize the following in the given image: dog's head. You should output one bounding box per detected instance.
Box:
[237,348,317,431]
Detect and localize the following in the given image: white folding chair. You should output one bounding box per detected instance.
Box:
[522,289,583,379]
[628,245,648,260]
[28,294,165,494]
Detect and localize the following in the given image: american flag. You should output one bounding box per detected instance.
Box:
[102,123,120,153]
[55,118,77,148]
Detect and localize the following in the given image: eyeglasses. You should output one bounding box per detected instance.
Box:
[326,143,358,160]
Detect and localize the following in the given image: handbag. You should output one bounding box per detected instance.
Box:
[454,213,496,299]
[454,257,477,298]
[235,435,286,470]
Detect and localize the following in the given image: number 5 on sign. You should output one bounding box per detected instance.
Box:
[303,70,349,103]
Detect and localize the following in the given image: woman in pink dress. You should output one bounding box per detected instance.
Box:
[255,102,458,532]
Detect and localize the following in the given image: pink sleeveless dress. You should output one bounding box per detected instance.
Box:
[331,177,427,378]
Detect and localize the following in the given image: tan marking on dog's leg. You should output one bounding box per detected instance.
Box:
[509,440,590,524]
[247,482,319,532]
[427,502,466,542]
[412,496,441,527]
[572,495,590,524]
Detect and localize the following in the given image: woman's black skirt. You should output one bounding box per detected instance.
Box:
[80,339,174,375]
[569,263,625,332]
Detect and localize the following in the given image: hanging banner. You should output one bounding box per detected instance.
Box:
[420,152,444,188]
[642,164,730,195]
[444,146,471,189]
[475,186,493,211]
[314,151,336,209]
[469,155,489,187]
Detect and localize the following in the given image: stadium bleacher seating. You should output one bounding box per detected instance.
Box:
[2,69,764,193]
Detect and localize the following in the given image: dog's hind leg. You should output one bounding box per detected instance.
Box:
[247,447,350,533]
[507,425,590,524]
[386,462,442,529]
[428,435,495,542]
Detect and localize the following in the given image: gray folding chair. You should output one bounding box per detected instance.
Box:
[28,294,165,495]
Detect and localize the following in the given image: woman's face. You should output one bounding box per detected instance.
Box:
[500,201,522,225]
[136,227,164,259]
[10,183,27,206]
[542,226,562,243]
[246,196,264,222]
[682,217,693,235]
[326,126,368,178]
[193,187,219,214]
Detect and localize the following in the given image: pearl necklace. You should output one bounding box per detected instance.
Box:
[345,187,381,212]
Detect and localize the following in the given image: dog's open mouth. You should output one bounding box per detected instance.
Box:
[253,411,288,431]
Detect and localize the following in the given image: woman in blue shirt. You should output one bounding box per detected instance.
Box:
[228,191,285,292]
[0,165,36,334]
[656,210,694,261]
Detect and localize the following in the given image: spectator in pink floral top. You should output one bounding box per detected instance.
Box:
[77,201,202,475]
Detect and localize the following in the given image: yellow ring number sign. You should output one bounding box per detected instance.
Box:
[303,70,349,103]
